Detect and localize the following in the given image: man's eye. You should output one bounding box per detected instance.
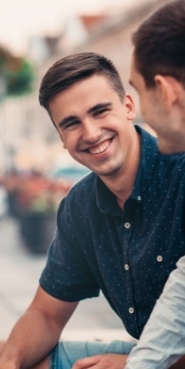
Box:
[94,108,109,116]
[63,120,80,129]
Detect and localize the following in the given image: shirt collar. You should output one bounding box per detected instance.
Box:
[130,125,158,200]
[96,125,158,215]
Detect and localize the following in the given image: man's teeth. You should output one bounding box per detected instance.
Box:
[89,140,110,154]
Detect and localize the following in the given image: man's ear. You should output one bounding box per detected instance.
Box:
[154,75,178,110]
[125,93,136,120]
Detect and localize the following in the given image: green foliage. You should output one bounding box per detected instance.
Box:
[0,45,35,97]
[4,59,35,96]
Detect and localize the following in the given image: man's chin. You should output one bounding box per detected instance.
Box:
[97,166,123,178]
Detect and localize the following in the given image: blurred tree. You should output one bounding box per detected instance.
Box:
[0,45,35,98]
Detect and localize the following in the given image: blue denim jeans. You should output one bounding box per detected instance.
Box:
[50,340,136,369]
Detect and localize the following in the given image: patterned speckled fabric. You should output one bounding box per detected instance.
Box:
[40,125,185,339]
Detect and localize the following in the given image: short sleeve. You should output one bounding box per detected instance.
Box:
[39,196,100,301]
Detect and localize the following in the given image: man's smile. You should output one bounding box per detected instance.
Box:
[80,136,115,155]
[87,139,112,155]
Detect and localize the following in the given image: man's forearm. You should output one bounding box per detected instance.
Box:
[0,287,78,369]
[125,256,185,369]
[0,309,60,369]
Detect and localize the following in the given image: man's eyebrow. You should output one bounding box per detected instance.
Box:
[58,115,78,128]
[88,102,112,114]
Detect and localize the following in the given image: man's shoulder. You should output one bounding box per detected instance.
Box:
[57,171,98,222]
[66,171,97,201]
[71,170,95,189]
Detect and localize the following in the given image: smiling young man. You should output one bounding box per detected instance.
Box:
[1,52,185,369]
[125,1,185,369]
[49,74,139,185]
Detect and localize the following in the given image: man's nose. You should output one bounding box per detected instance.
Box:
[82,120,101,143]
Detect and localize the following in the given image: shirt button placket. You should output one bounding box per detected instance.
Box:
[122,216,136,330]
[124,264,129,270]
[157,255,163,262]
[129,307,135,314]
[124,222,131,229]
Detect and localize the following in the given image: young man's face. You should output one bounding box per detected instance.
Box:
[49,74,137,179]
[130,53,185,154]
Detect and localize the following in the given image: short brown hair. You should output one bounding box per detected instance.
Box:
[39,52,125,110]
[132,0,185,88]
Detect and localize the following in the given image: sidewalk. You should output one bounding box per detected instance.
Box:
[0,216,133,342]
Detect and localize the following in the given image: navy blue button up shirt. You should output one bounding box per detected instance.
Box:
[40,126,185,339]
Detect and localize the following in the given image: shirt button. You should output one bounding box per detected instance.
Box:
[157,255,163,262]
[124,264,129,270]
[129,307,134,314]
[124,222,131,229]
[137,195,142,201]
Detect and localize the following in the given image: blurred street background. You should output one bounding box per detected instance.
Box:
[0,0,168,341]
